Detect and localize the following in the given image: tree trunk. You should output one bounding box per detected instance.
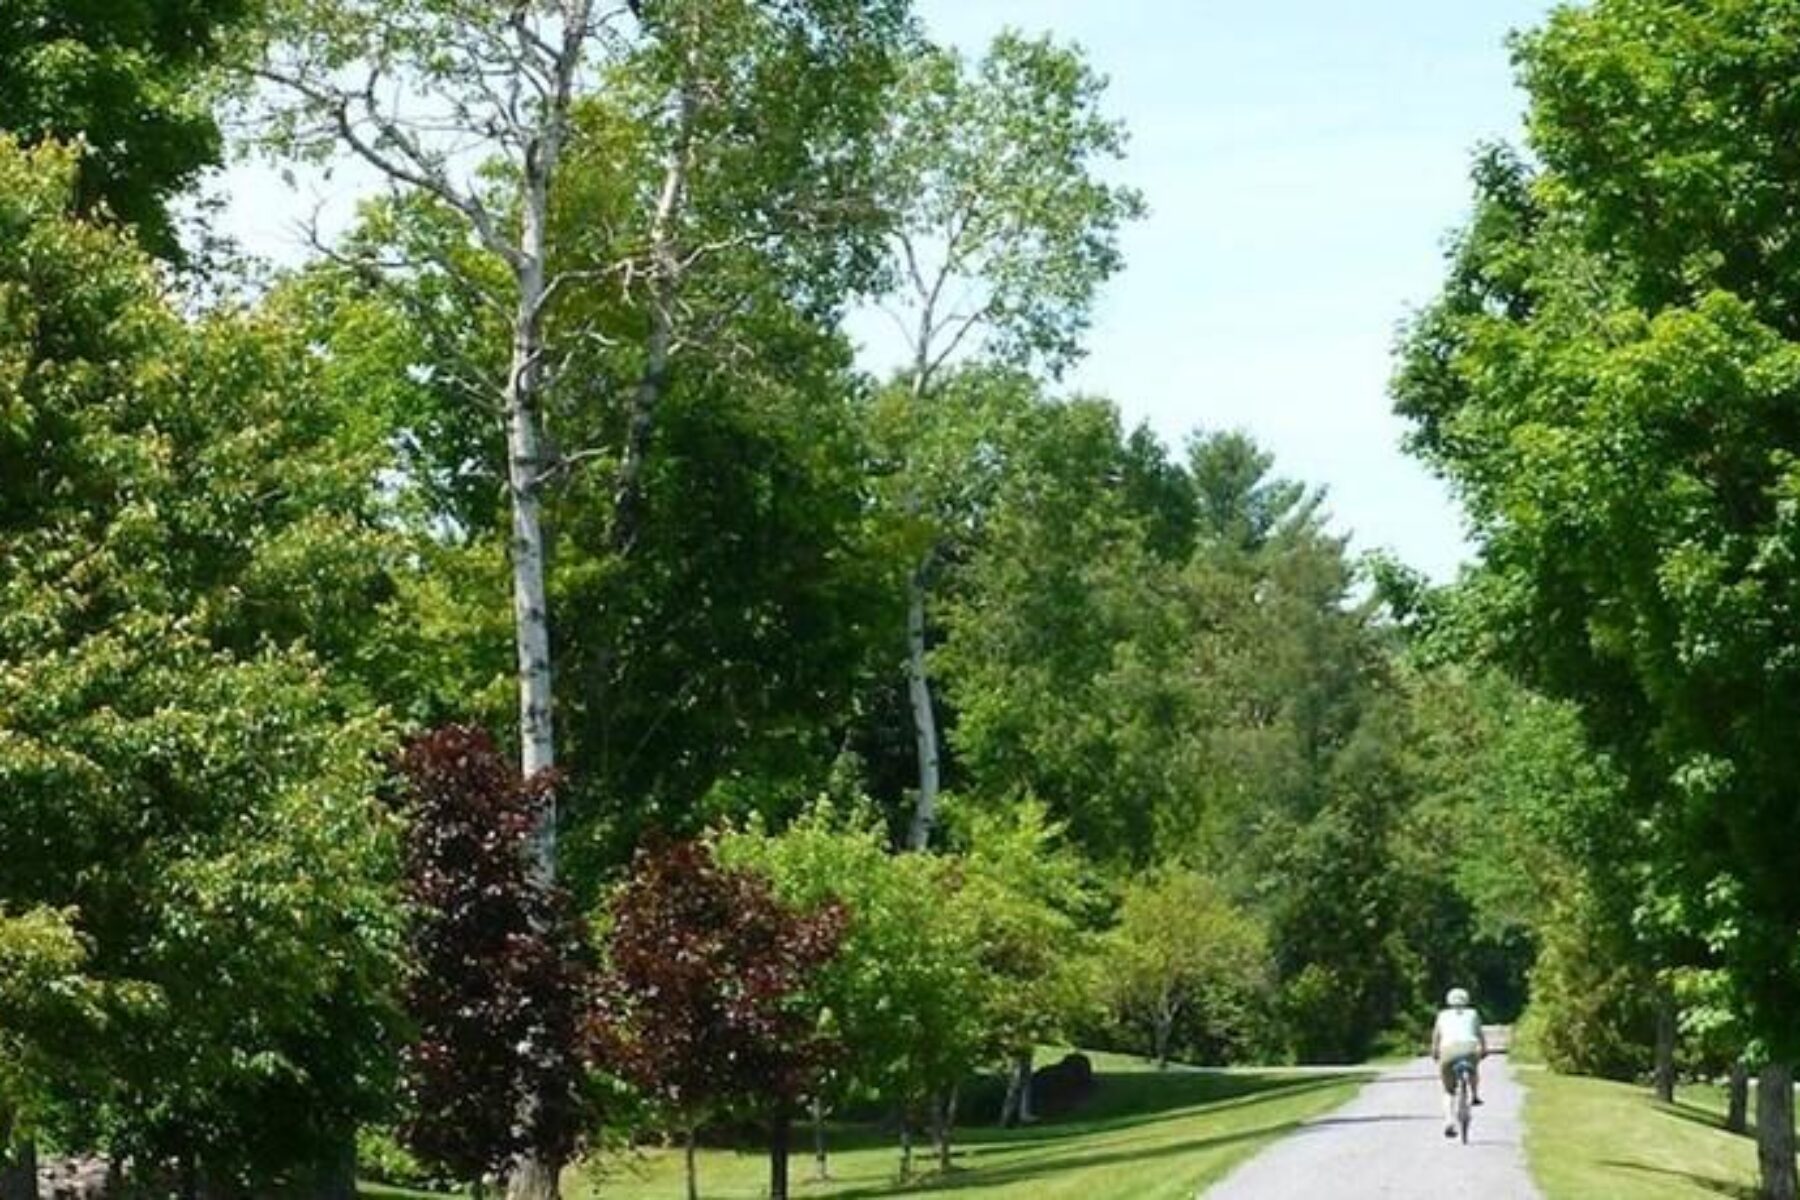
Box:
[1000,1050,1035,1126]
[1758,1062,1796,1200]
[503,146,566,1200]
[504,212,558,868]
[0,1136,36,1200]
[1653,986,1677,1104]
[506,1155,558,1200]
[683,1126,698,1200]
[1154,1011,1175,1070]
[612,53,694,557]
[929,1086,957,1173]
[1018,1050,1036,1123]
[811,1095,829,1181]
[768,1105,791,1200]
[314,1133,357,1200]
[898,1116,913,1181]
[999,1054,1022,1126]
[904,565,942,851]
[1729,1060,1751,1135]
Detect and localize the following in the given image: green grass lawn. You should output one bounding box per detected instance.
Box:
[583,1052,1367,1200]
[1520,1068,1782,1200]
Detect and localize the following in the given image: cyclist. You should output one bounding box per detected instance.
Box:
[1431,986,1487,1138]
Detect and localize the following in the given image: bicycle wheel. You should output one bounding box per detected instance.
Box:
[1456,1070,1472,1144]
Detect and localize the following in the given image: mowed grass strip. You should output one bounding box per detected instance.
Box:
[1520,1068,1793,1200]
[587,1058,1366,1200]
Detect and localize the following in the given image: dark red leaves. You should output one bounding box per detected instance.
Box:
[393,725,591,1183]
[593,840,846,1126]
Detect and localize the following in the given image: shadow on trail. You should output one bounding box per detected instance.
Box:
[816,1071,1359,1197]
[1301,1113,1436,1129]
[957,1071,1356,1148]
[827,1122,1304,1198]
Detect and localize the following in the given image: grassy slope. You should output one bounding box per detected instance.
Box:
[1521,1068,1778,1200]
[586,1051,1366,1200]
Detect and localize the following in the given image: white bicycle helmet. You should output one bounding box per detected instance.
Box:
[1446,987,1471,1008]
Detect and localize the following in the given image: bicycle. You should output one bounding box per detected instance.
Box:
[1451,1057,1476,1144]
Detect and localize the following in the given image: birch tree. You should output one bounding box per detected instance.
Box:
[255,0,605,885]
[253,5,908,1193]
[869,31,1143,849]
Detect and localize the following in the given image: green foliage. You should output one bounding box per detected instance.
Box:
[878,30,1146,374]
[283,113,905,892]
[717,807,986,1117]
[0,908,105,1149]
[553,341,894,878]
[0,137,405,1185]
[946,797,1103,1062]
[355,1126,445,1193]
[1516,886,1657,1081]
[0,0,252,255]
[1265,779,1408,1064]
[1103,871,1272,1067]
[937,396,1193,863]
[1397,0,1800,1063]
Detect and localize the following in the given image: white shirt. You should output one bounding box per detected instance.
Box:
[1435,1006,1483,1052]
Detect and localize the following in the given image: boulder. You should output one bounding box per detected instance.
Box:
[1029,1052,1096,1118]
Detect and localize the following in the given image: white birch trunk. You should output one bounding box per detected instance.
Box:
[505,40,573,1198]
[904,564,941,851]
[901,298,944,854]
[503,250,564,1200]
[507,238,557,868]
[612,47,694,554]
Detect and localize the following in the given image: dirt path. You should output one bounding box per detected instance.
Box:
[1202,1054,1541,1199]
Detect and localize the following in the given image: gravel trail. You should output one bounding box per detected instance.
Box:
[1202,1054,1541,1199]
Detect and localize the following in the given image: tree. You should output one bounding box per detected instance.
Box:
[0,0,255,255]
[1175,432,1383,874]
[1396,4,1800,1190]
[867,31,1144,849]
[0,910,104,1200]
[717,806,986,1180]
[394,727,593,1192]
[255,0,910,855]
[860,365,1038,844]
[1103,871,1270,1069]
[1187,430,1321,554]
[936,396,1192,864]
[284,182,901,886]
[594,840,845,1200]
[948,799,1099,1126]
[0,137,406,1191]
[254,8,911,1189]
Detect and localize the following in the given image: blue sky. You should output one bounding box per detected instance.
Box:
[897,0,1560,579]
[218,1,1558,579]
